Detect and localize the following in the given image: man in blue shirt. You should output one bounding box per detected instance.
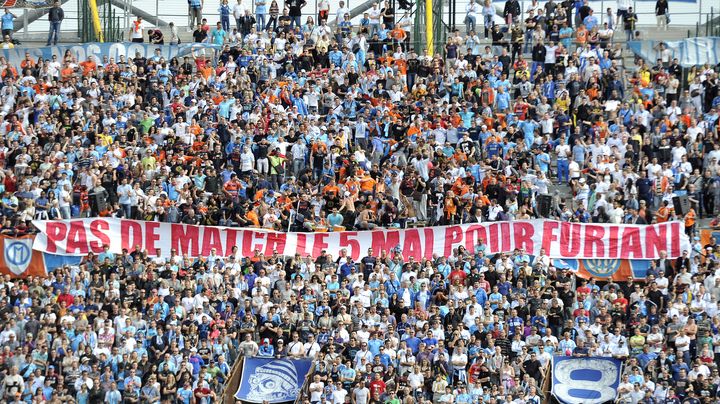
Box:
[583,9,599,30]
[177,381,194,404]
[210,22,227,45]
[1,9,17,40]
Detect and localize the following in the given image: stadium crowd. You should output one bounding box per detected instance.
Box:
[0,0,718,403]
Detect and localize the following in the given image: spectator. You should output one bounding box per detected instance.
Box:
[188,0,203,31]
[46,0,64,46]
[655,0,669,31]
[1,8,16,41]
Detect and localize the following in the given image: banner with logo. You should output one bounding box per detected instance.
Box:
[553,258,654,280]
[31,218,689,260]
[1,0,53,7]
[1,42,221,71]
[235,358,313,403]
[552,356,622,404]
[0,235,48,278]
[629,37,720,68]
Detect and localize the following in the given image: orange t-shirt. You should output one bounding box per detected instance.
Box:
[685,209,696,227]
[79,60,97,76]
[323,184,340,197]
[60,67,74,80]
[360,176,376,192]
[246,210,260,226]
[576,28,588,45]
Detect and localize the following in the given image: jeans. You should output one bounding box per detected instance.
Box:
[370,23,380,37]
[523,31,533,53]
[465,14,476,34]
[256,158,269,175]
[47,21,61,45]
[483,14,493,37]
[557,159,569,183]
[291,15,301,29]
[236,18,243,31]
[292,159,305,176]
[407,72,417,91]
[121,203,132,218]
[189,6,203,28]
[256,13,266,30]
[265,15,277,31]
[221,15,230,31]
[59,206,71,219]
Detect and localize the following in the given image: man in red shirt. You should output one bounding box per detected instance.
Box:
[449,265,468,285]
[57,287,74,307]
[612,291,629,311]
[368,373,386,397]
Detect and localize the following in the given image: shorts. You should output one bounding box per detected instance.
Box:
[617,9,628,19]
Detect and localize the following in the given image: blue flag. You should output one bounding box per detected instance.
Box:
[236,357,313,403]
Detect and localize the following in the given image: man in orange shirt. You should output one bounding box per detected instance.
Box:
[322,180,340,198]
[19,53,35,70]
[684,207,696,237]
[359,173,376,195]
[79,56,97,77]
[655,200,670,223]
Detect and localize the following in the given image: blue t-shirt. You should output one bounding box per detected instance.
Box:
[1,13,14,31]
[211,28,227,45]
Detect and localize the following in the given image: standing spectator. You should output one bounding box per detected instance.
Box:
[188,0,203,31]
[503,0,520,25]
[481,0,495,38]
[192,22,208,42]
[255,0,267,31]
[368,2,382,37]
[1,9,16,41]
[238,10,255,38]
[655,0,669,31]
[267,0,279,30]
[46,0,64,46]
[465,0,480,35]
[129,16,144,42]
[336,0,350,23]
[233,0,244,31]
[616,0,630,27]
[287,0,306,29]
[318,0,329,24]
[210,21,227,45]
[168,21,179,44]
[623,6,637,42]
[218,0,231,32]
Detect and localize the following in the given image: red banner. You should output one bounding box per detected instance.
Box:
[0,235,48,278]
[30,218,690,261]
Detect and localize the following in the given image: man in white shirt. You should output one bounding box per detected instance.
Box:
[233,0,245,30]
[58,184,72,219]
[353,383,370,404]
[331,382,348,404]
[2,366,24,401]
[304,334,322,358]
[675,331,691,362]
[309,375,324,404]
[555,137,571,183]
[335,1,350,23]
[368,3,382,36]
[465,1,480,34]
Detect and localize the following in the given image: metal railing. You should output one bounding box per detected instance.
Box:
[10,0,720,43]
[693,7,720,38]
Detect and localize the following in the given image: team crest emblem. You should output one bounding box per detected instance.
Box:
[4,239,33,275]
